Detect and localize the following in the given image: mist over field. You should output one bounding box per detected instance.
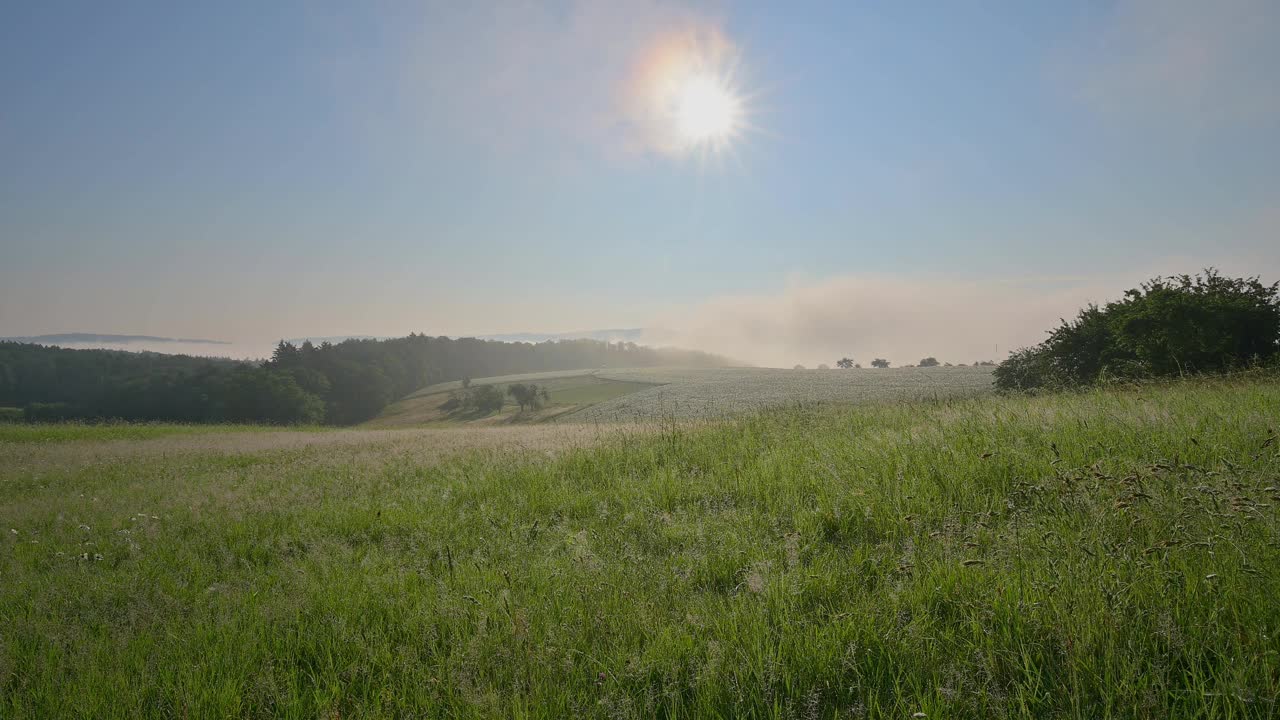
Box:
[2,339,272,362]
[34,262,1274,371]
[643,259,1280,368]
[641,273,1095,368]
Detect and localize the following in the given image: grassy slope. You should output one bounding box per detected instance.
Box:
[0,422,278,444]
[2,377,1279,717]
[368,372,660,428]
[373,366,995,428]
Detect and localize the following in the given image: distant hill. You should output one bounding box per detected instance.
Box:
[1,333,229,345]
[283,335,384,345]
[284,330,646,345]
[3,329,651,360]
[475,329,645,344]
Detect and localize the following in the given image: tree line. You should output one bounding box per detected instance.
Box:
[0,335,728,425]
[799,358,994,370]
[994,269,1280,391]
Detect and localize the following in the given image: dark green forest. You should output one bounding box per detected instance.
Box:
[0,336,727,425]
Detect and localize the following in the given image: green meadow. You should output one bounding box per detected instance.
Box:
[0,421,275,444]
[2,373,1279,718]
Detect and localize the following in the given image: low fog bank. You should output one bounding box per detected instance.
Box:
[7,340,274,362]
[16,260,1276,370]
[640,271,1179,369]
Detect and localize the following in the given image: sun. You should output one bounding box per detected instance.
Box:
[674,72,741,146]
[629,26,753,160]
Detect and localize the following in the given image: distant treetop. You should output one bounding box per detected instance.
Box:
[994,268,1280,391]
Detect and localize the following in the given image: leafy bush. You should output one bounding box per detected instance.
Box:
[444,385,507,415]
[506,383,543,412]
[995,269,1280,391]
[466,385,505,414]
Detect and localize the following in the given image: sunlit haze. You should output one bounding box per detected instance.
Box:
[3,1,1279,366]
[6,6,1280,711]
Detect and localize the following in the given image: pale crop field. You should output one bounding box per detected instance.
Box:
[386,366,996,426]
[408,368,607,399]
[569,366,995,422]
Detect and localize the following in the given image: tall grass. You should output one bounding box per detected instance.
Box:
[0,421,280,444]
[1,376,1278,717]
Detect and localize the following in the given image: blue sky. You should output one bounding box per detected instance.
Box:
[2,1,1278,365]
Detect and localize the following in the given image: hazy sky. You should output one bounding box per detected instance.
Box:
[3,1,1278,366]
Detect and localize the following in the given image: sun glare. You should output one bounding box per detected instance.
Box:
[630,26,752,160]
[674,73,740,144]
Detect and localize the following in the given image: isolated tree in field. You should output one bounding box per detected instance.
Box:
[836,357,854,369]
[467,384,505,414]
[462,377,471,388]
[507,383,543,412]
[793,364,805,370]
[918,357,940,367]
[507,383,528,411]
[871,358,890,368]
[817,363,830,370]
